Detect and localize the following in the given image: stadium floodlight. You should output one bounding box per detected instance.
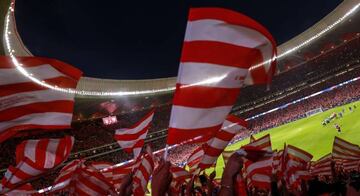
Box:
[4,2,360,96]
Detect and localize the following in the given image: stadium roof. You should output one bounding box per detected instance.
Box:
[1,0,360,98]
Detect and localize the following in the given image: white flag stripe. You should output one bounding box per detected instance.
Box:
[0,64,69,86]
[24,140,38,163]
[287,148,312,162]
[0,112,72,132]
[45,139,60,169]
[251,174,271,183]
[169,105,232,129]
[207,137,229,150]
[0,89,74,112]
[184,19,271,50]
[247,159,272,174]
[178,62,247,88]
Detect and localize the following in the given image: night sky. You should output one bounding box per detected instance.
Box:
[15,0,342,79]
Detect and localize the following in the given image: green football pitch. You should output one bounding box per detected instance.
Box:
[207,101,360,179]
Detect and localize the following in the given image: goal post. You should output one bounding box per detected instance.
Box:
[305,107,323,117]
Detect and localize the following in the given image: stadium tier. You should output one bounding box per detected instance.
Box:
[1,0,360,195]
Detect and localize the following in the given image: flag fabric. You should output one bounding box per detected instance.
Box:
[51,159,85,193]
[343,159,360,172]
[91,160,140,190]
[132,153,155,195]
[310,153,332,176]
[332,136,360,160]
[15,136,74,166]
[0,56,82,143]
[166,7,277,145]
[242,134,273,189]
[198,115,247,170]
[186,146,204,174]
[243,134,272,151]
[89,161,114,186]
[170,165,191,182]
[283,145,313,190]
[50,159,116,195]
[111,160,141,189]
[3,183,37,196]
[169,165,191,194]
[114,110,155,158]
[0,136,74,193]
[244,158,273,189]
[272,150,283,176]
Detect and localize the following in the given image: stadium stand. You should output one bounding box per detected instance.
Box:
[1,0,360,194]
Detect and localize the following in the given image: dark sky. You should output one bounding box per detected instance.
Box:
[15,0,342,79]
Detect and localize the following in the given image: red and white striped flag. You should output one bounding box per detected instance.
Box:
[132,152,155,195]
[242,134,273,189]
[343,159,360,172]
[244,158,273,189]
[244,134,272,151]
[90,160,140,190]
[3,183,37,196]
[51,159,85,193]
[51,159,116,195]
[0,136,74,193]
[171,165,191,182]
[166,7,277,145]
[332,137,360,160]
[310,153,332,177]
[283,145,313,190]
[272,150,283,176]
[114,110,154,158]
[169,165,191,194]
[198,115,247,170]
[0,56,82,143]
[186,146,204,174]
[89,161,115,186]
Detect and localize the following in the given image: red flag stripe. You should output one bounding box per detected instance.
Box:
[181,41,263,69]
[173,85,241,108]
[167,125,222,145]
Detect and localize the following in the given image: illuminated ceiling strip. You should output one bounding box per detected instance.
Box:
[4,2,360,96]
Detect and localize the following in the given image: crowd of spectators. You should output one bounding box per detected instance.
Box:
[235,35,360,111]
[249,79,360,133]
